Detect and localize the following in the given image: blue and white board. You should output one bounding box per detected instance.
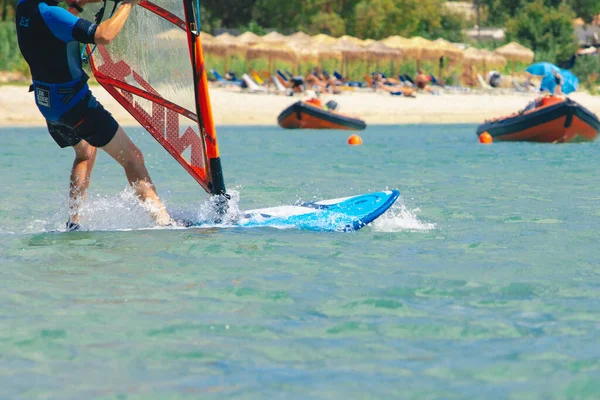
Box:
[236,190,399,231]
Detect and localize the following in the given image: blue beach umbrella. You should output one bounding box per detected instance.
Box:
[526,62,579,94]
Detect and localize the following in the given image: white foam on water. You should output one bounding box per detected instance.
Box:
[370,202,436,232]
[16,187,431,234]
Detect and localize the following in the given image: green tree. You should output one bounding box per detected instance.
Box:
[353,0,396,39]
[353,0,448,39]
[506,0,577,63]
[304,11,346,36]
[252,0,308,31]
[569,0,600,24]
[433,10,467,42]
[2,0,17,22]
[201,0,258,28]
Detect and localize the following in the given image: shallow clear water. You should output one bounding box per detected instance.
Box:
[1,125,600,399]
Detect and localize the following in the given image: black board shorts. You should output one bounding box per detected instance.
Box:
[46,91,119,148]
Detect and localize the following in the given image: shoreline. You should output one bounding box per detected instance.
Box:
[2,85,600,127]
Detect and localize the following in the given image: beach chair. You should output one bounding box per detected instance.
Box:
[277,70,289,83]
[284,70,294,79]
[477,74,494,90]
[252,70,265,85]
[429,75,445,87]
[272,76,288,94]
[242,73,266,93]
[398,75,414,88]
[210,69,242,87]
[364,74,376,91]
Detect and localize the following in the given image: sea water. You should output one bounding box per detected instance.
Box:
[1,125,599,399]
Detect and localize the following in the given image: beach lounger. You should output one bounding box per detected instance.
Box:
[242,73,266,93]
[272,75,288,94]
[333,70,362,88]
[398,76,414,87]
[252,70,264,85]
[364,74,376,90]
[477,74,494,90]
[277,70,289,83]
[211,69,242,86]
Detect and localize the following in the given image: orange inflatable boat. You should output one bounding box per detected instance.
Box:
[278,99,366,131]
[476,96,600,143]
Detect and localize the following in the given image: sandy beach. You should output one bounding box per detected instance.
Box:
[2,84,600,127]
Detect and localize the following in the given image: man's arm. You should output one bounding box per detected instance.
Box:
[94,0,138,45]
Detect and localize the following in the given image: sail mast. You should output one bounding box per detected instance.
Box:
[183,0,227,197]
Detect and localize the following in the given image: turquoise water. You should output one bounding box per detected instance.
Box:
[1,125,600,399]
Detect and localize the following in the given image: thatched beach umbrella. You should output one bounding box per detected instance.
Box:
[494,42,534,64]
[462,47,486,86]
[247,42,310,74]
[431,38,464,80]
[494,42,534,74]
[206,33,248,73]
[332,39,367,78]
[432,38,464,62]
[362,39,376,47]
[409,36,443,61]
[156,28,187,48]
[287,32,312,43]
[337,35,365,46]
[237,31,261,46]
[312,33,337,46]
[261,31,287,44]
[363,41,403,72]
[481,49,507,70]
[381,36,419,59]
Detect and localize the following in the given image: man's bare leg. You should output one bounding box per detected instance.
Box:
[101,126,171,225]
[68,140,97,225]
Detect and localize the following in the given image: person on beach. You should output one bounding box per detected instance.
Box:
[372,73,416,97]
[553,70,564,97]
[15,0,171,231]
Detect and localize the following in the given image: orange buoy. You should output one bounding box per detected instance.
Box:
[348,134,363,145]
[479,132,493,144]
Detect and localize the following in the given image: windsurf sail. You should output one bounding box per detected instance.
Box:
[81,0,226,199]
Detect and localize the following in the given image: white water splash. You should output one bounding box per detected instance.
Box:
[370,203,436,232]
[17,187,431,234]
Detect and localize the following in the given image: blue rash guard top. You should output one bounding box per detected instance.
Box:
[15,0,98,121]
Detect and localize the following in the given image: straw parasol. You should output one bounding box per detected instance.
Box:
[432,38,464,62]
[247,42,318,74]
[381,36,419,59]
[156,28,187,47]
[363,41,403,72]
[237,31,261,46]
[247,42,297,63]
[480,49,507,69]
[494,42,534,63]
[261,31,287,44]
[200,32,214,41]
[337,35,365,46]
[203,33,248,72]
[409,36,443,60]
[463,47,486,65]
[312,33,337,46]
[332,39,367,77]
[215,32,235,41]
[287,32,313,43]
[362,39,376,46]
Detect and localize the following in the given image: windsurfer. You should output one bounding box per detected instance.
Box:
[16,0,171,230]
